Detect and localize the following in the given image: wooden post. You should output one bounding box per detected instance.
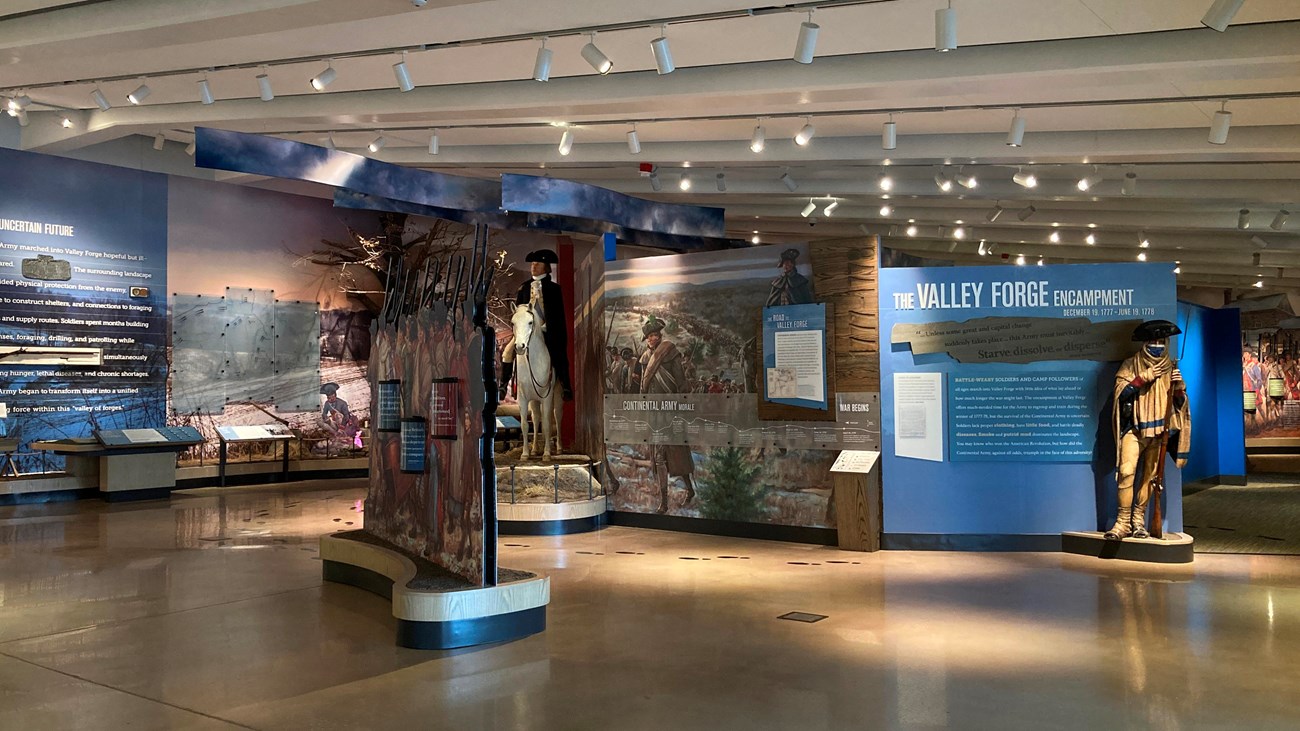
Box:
[833,465,880,551]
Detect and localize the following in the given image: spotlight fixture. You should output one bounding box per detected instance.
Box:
[393,52,414,92]
[1007,110,1026,147]
[1202,0,1245,32]
[310,62,337,91]
[953,225,966,240]
[780,172,799,192]
[882,115,897,150]
[60,117,74,129]
[368,133,386,153]
[14,109,27,127]
[934,169,953,192]
[877,172,894,192]
[1122,171,1137,196]
[324,132,336,150]
[1137,252,1148,262]
[128,82,151,105]
[750,124,766,153]
[428,131,439,155]
[679,173,692,191]
[1139,232,1151,248]
[651,26,675,75]
[716,172,726,192]
[257,70,274,101]
[1209,103,1232,145]
[533,38,553,82]
[198,77,215,105]
[1238,208,1251,229]
[1037,257,1045,267]
[751,233,761,244]
[879,204,893,217]
[627,124,641,154]
[1077,167,1103,192]
[581,33,613,74]
[956,168,978,189]
[794,12,819,64]
[986,204,1004,223]
[7,94,30,111]
[801,199,817,218]
[1272,209,1291,230]
[978,241,988,256]
[794,118,815,146]
[824,200,839,217]
[1012,168,1038,188]
[1016,254,1026,266]
[649,172,662,192]
[1254,278,1265,288]
[1085,233,1097,245]
[1174,262,1182,275]
[185,140,197,156]
[91,87,111,111]
[1017,205,1037,221]
[1253,253,1263,267]
[152,132,165,151]
[985,242,997,255]
[558,128,574,156]
[905,223,918,237]
[935,1,957,52]
[1250,235,1269,249]
[1048,231,1061,244]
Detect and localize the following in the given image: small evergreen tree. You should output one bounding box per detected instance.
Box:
[697,448,767,522]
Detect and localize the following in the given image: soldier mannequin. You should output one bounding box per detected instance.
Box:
[1107,320,1191,540]
[638,316,696,513]
[766,248,814,306]
[500,249,574,402]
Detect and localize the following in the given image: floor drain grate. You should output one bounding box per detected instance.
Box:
[778,612,828,623]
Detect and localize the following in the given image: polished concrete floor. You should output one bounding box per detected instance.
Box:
[1,480,1298,730]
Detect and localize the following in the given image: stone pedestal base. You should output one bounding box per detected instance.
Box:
[1061,531,1195,564]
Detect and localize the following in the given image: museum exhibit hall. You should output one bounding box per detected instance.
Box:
[3,1,1300,729]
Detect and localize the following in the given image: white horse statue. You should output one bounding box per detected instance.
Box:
[511,302,562,462]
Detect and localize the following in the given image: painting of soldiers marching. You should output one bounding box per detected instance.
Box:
[601,244,836,527]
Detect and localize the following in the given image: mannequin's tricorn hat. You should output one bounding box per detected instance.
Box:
[525,249,560,264]
[1132,319,1181,341]
[642,316,666,340]
[320,382,340,396]
[779,248,801,265]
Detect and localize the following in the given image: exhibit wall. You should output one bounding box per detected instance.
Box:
[879,261,1182,548]
[1176,301,1246,484]
[0,147,168,472]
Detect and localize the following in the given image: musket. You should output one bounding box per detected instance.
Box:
[1151,435,1168,540]
[421,258,444,310]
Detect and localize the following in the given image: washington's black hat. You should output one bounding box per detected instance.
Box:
[1132,319,1182,341]
[525,249,559,264]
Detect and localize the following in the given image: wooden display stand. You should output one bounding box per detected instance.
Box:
[831,450,881,551]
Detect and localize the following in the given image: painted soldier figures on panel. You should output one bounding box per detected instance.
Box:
[766,248,815,306]
[1108,319,1192,540]
[639,316,697,513]
[500,249,574,402]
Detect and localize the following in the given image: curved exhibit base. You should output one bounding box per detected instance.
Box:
[320,532,549,650]
[499,496,607,535]
[1061,531,1195,564]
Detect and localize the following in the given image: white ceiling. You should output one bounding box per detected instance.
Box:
[3,0,1300,293]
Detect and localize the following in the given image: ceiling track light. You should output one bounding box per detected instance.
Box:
[7,93,31,111]
[1048,231,1061,244]
[952,225,966,240]
[185,139,197,156]
[1139,231,1151,248]
[1037,257,1045,267]
[324,132,336,150]
[978,241,988,256]
[581,33,613,74]
[310,62,337,91]
[678,173,692,191]
[935,1,957,52]
[1085,233,1097,245]
[651,25,675,75]
[649,172,662,192]
[794,117,815,146]
[558,128,575,156]
[152,132,165,151]
[794,11,819,64]
[1209,102,1232,145]
[801,199,817,218]
[877,171,894,192]
[1202,0,1245,32]
[824,200,839,217]
[1174,262,1182,275]
[986,204,1004,223]
[1077,166,1102,192]
[780,172,798,192]
[934,169,953,192]
[1137,252,1148,262]
[1006,110,1026,147]
[955,167,978,189]
[750,123,766,153]
[14,109,28,127]
[533,38,553,82]
[751,232,761,245]
[1238,208,1251,229]
[879,204,893,217]
[905,224,918,237]
[257,69,274,101]
[1254,278,1264,289]
[91,86,111,111]
[1017,205,1037,221]
[428,131,439,155]
[393,52,414,92]
[1122,171,1137,196]
[1271,209,1291,230]
[882,114,897,151]
[60,116,74,129]
[127,81,151,105]
[1016,254,1026,266]
[1012,168,1037,188]
[716,172,726,192]
[198,76,214,105]
[627,124,641,154]
[368,133,386,153]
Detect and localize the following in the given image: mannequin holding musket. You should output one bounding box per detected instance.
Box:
[500,249,574,402]
[1107,320,1192,540]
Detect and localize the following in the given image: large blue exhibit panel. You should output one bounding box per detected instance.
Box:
[0,148,167,469]
[1176,301,1246,484]
[880,262,1180,545]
